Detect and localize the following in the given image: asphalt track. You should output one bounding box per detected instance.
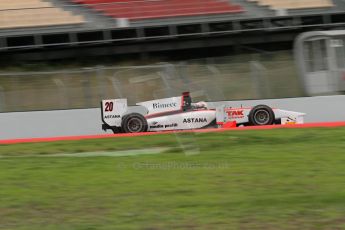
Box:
[1,121,345,145]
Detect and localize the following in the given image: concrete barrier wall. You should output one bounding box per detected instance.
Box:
[1,96,344,140]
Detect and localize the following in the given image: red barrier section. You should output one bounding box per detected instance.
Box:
[1,122,345,145]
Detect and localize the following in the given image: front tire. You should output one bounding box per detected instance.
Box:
[248,105,275,126]
[121,113,148,133]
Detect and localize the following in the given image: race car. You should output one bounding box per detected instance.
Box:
[101,92,306,133]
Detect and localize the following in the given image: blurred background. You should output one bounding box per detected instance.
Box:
[0,0,345,112]
[2,2,345,229]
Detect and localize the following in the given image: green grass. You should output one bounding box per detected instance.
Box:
[1,128,345,229]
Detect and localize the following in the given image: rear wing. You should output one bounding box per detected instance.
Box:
[101,99,128,129]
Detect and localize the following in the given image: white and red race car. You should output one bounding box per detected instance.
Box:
[101,92,305,133]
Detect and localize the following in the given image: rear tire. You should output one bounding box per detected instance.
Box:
[248,105,275,126]
[121,113,148,133]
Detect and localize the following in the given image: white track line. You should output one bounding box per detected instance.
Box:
[0,147,170,159]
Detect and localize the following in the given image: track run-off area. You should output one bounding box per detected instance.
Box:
[1,120,345,229]
[1,121,345,145]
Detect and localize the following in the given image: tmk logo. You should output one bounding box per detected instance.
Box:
[227,110,244,118]
[152,102,177,109]
[183,118,207,123]
[227,110,244,116]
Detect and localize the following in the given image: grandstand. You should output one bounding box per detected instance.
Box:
[248,0,334,10]
[0,0,85,29]
[72,0,244,20]
[0,0,344,60]
[1,0,345,111]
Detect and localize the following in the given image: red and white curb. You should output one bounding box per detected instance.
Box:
[1,122,345,145]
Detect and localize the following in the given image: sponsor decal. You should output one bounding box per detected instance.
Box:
[150,125,164,129]
[104,115,120,119]
[152,102,177,109]
[227,110,244,119]
[183,118,207,123]
[150,121,162,129]
[164,123,178,128]
[285,117,297,125]
[150,123,178,129]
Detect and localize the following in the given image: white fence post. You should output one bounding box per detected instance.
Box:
[0,86,5,112]
[250,61,272,98]
[53,78,69,108]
